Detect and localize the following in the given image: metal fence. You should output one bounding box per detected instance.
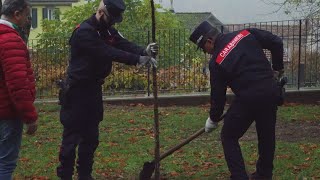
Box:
[28,19,320,99]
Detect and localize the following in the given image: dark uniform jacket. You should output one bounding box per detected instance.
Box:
[67,14,146,86]
[60,15,148,126]
[209,28,284,122]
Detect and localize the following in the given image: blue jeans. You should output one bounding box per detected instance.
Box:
[0,119,23,180]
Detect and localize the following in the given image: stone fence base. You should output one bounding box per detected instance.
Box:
[101,89,320,107]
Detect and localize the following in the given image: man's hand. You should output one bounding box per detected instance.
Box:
[205,117,218,133]
[273,69,284,81]
[138,56,157,68]
[145,43,159,56]
[26,121,38,135]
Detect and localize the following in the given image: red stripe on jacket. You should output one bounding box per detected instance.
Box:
[216,30,251,65]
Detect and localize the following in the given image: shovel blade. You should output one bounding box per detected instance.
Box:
[139,161,155,180]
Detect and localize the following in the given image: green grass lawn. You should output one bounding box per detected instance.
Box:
[13,103,320,179]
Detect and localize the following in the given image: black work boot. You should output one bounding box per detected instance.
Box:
[77,175,94,180]
[250,172,272,180]
[58,177,72,180]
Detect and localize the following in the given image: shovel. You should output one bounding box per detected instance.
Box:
[139,114,226,180]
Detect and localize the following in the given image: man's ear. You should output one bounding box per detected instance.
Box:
[13,10,21,19]
[97,9,103,16]
[96,9,105,20]
[206,38,214,45]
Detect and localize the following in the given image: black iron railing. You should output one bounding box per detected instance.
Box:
[28,19,320,99]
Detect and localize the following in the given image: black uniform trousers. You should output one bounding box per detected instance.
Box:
[57,85,103,179]
[221,96,277,180]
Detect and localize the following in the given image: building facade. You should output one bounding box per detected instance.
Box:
[29,0,87,39]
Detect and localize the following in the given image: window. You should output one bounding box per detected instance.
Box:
[42,7,59,20]
[31,8,37,29]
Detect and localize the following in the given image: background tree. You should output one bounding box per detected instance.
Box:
[36,0,180,39]
[33,0,196,95]
[265,0,320,19]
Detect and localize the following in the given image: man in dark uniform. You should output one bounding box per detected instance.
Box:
[189,21,284,180]
[57,0,158,179]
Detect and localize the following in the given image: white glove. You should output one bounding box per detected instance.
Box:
[25,121,38,135]
[205,117,218,133]
[138,56,157,68]
[145,43,159,56]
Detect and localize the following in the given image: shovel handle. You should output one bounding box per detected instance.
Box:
[157,113,226,161]
[159,127,205,161]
